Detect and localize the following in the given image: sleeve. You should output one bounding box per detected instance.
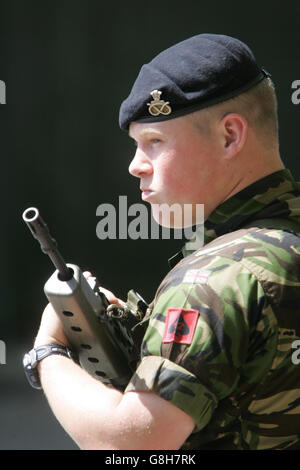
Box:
[124,259,277,431]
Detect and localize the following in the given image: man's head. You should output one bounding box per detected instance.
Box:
[120,34,283,225]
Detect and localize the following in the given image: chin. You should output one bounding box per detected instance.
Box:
[151,201,203,229]
[150,203,184,229]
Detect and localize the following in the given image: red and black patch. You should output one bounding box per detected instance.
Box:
[163,308,199,345]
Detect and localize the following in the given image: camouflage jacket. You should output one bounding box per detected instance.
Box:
[125,169,300,450]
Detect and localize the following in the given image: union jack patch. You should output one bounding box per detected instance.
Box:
[182,269,211,284]
[163,308,199,345]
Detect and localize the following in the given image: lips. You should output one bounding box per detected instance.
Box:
[140,188,153,200]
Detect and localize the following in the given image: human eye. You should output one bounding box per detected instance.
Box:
[147,135,164,147]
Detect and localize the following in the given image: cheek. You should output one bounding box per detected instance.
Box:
[159,158,186,193]
[161,164,196,203]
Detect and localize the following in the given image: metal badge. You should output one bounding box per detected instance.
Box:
[147,90,172,116]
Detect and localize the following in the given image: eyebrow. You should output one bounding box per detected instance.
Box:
[129,127,164,139]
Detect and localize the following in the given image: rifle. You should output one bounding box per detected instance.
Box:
[22,207,148,391]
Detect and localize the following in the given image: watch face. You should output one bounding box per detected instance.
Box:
[23,351,41,389]
[23,353,31,368]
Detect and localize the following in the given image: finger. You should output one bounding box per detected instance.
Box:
[99,287,125,306]
[83,271,92,279]
[82,272,125,306]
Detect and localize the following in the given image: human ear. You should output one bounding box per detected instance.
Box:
[220,113,248,158]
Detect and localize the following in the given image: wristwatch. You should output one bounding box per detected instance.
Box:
[23,343,77,390]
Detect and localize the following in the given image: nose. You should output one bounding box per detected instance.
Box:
[128,149,153,178]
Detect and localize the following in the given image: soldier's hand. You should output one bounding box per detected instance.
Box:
[34,302,69,348]
[83,271,126,307]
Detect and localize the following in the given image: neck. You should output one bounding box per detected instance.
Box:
[203,146,284,221]
[224,145,284,201]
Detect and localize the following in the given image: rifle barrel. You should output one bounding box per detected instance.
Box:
[22,207,73,281]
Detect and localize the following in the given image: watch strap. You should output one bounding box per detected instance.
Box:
[23,343,77,389]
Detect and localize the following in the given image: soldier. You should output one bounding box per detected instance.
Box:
[27,34,300,449]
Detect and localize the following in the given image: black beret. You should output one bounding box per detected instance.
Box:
[119,33,269,131]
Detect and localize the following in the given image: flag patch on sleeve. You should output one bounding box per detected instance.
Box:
[163,308,199,345]
[182,269,211,284]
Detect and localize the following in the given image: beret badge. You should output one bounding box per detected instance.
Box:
[147,90,172,117]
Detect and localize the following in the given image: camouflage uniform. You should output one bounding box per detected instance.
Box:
[125,169,300,450]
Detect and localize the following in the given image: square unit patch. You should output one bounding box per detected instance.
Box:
[163,308,199,345]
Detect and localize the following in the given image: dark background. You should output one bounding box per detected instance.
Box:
[0,0,299,450]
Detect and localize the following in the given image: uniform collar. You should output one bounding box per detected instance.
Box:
[169,169,300,267]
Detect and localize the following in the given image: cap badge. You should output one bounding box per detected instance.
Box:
[147,90,172,117]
